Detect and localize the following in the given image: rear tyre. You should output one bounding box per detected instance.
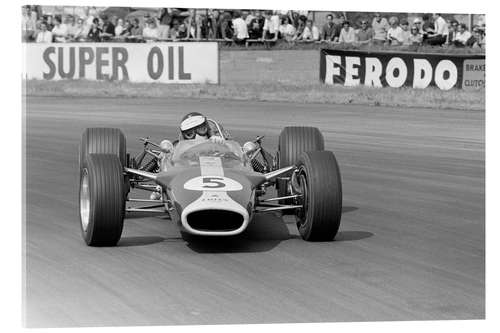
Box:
[79,154,125,246]
[79,128,127,169]
[277,126,324,202]
[295,151,342,241]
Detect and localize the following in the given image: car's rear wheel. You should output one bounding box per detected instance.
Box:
[294,151,342,241]
[79,128,127,169]
[80,154,125,246]
[276,126,324,203]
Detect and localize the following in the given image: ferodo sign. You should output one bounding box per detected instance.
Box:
[320,49,485,90]
[23,42,219,83]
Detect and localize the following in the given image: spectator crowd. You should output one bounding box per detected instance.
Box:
[21,6,485,50]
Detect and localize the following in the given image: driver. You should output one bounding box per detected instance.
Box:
[179,112,224,144]
[150,112,224,200]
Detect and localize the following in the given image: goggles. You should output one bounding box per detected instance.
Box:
[181,123,208,139]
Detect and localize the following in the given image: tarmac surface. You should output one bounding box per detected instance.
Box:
[24,96,484,327]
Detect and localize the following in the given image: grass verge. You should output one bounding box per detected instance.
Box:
[24,79,484,111]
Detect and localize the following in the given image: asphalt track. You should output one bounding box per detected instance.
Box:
[24,96,484,327]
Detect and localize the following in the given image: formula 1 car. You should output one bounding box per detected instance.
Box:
[78,121,342,246]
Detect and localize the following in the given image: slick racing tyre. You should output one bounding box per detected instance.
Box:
[79,154,125,246]
[276,126,324,203]
[294,151,342,241]
[79,128,127,170]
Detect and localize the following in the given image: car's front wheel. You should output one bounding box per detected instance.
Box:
[80,154,125,246]
[294,151,342,241]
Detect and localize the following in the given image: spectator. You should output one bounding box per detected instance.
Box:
[85,7,98,27]
[65,16,78,39]
[199,14,214,39]
[177,21,189,39]
[45,15,54,31]
[413,17,424,34]
[451,23,471,47]
[22,6,37,41]
[51,16,68,42]
[168,19,179,39]
[129,18,143,37]
[298,20,320,41]
[121,20,132,37]
[254,10,265,30]
[386,16,404,45]
[143,19,159,41]
[115,18,125,36]
[279,16,296,42]
[355,19,373,44]
[158,8,172,39]
[202,10,217,39]
[338,21,356,44]
[261,10,280,41]
[295,19,307,41]
[72,17,89,41]
[183,12,196,39]
[321,14,340,42]
[232,11,248,44]
[409,25,423,45]
[100,15,115,41]
[372,12,389,45]
[447,19,459,44]
[469,26,485,49]
[400,20,411,45]
[421,14,434,42]
[248,18,263,39]
[219,12,234,41]
[87,17,102,42]
[35,21,53,43]
[244,10,254,26]
[426,13,448,45]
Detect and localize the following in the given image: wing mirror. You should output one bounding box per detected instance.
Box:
[243,141,258,156]
[160,140,174,154]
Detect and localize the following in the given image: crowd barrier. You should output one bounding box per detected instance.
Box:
[320,49,485,90]
[23,42,219,83]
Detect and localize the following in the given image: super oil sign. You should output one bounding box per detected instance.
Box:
[320,49,484,90]
[23,43,219,83]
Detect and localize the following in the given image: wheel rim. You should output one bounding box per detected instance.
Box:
[80,169,90,232]
[296,168,309,226]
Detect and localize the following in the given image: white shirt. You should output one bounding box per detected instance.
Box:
[52,24,68,42]
[387,26,404,44]
[143,27,159,39]
[115,25,124,36]
[245,14,255,26]
[232,17,249,39]
[263,15,280,34]
[36,30,53,43]
[279,23,296,38]
[339,27,356,43]
[454,30,472,44]
[22,14,36,31]
[301,26,320,40]
[401,29,411,45]
[52,24,68,37]
[86,15,95,27]
[434,16,448,36]
[312,26,320,40]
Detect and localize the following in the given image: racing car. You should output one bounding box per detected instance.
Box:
[78,121,342,246]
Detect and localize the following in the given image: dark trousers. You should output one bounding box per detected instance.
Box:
[425,35,447,46]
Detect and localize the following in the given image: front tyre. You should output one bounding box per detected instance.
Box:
[295,151,342,241]
[277,126,324,202]
[79,128,127,170]
[80,154,125,246]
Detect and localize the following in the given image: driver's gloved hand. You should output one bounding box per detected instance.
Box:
[209,135,225,144]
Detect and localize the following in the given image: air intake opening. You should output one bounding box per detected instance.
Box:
[187,210,244,232]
